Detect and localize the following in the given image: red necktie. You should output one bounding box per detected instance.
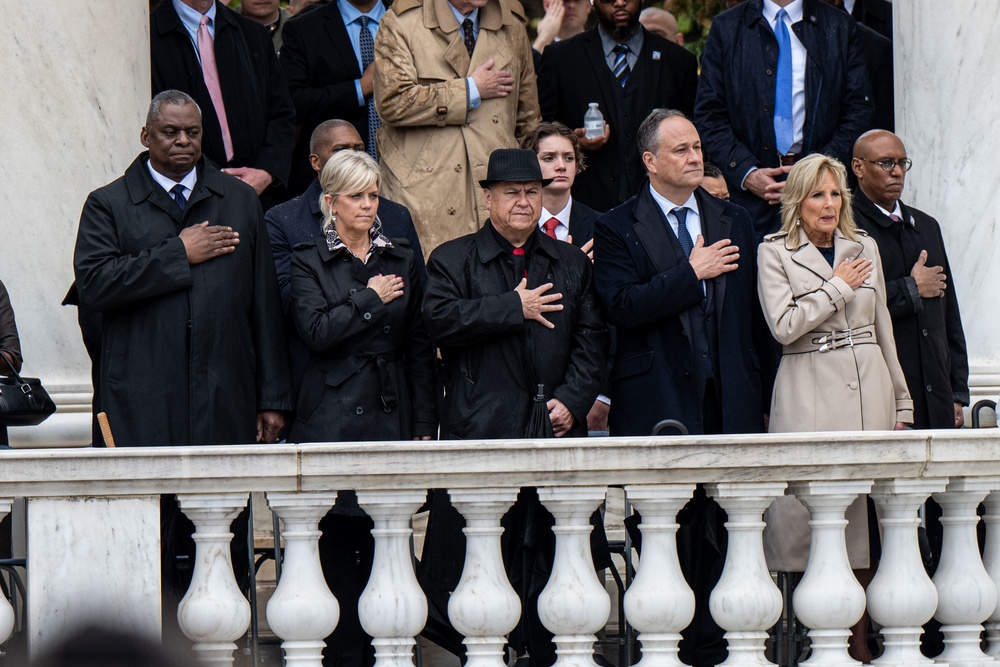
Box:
[198,15,235,162]
[512,247,528,280]
[543,217,560,239]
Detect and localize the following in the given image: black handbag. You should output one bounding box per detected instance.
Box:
[0,353,56,427]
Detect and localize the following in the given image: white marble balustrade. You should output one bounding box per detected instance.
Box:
[2,431,1000,666]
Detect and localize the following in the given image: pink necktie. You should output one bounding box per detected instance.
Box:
[198,15,234,162]
[543,217,560,239]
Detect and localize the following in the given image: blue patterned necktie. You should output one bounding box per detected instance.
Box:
[612,44,630,87]
[673,207,694,257]
[359,16,381,160]
[170,184,187,214]
[773,8,794,155]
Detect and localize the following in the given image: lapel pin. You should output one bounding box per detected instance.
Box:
[652,50,662,60]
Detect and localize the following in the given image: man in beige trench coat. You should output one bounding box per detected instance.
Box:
[374,0,540,255]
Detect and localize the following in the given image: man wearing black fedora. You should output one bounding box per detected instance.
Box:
[420,147,609,665]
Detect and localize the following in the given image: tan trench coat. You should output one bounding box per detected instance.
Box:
[757,228,913,571]
[374,0,540,256]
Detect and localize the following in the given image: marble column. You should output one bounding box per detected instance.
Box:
[706,482,786,667]
[266,492,339,666]
[622,484,696,667]
[0,7,150,447]
[931,479,1000,667]
[0,498,13,646]
[896,1,1000,403]
[26,496,161,656]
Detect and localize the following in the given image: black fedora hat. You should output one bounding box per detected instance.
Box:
[479,148,553,188]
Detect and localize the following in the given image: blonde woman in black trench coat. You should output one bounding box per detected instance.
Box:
[288,150,436,667]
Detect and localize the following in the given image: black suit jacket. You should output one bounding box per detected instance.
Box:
[568,199,600,246]
[695,0,873,238]
[857,23,893,131]
[852,191,968,428]
[279,3,373,197]
[538,27,698,213]
[594,185,773,436]
[150,1,296,197]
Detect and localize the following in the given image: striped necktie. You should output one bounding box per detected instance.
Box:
[612,44,630,87]
[359,16,381,160]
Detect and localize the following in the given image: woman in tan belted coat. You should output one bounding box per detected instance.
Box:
[757,154,912,660]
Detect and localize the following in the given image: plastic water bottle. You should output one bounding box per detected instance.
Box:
[584,103,604,139]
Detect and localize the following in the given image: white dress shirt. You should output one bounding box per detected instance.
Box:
[146,161,198,202]
[649,186,705,294]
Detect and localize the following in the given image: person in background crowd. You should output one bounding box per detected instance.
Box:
[237,0,291,53]
[701,162,730,201]
[150,0,296,210]
[0,278,22,448]
[422,148,609,666]
[266,119,425,397]
[757,153,911,662]
[373,0,540,255]
[639,7,684,45]
[538,0,697,213]
[279,0,391,196]
[520,121,613,431]
[695,0,873,239]
[289,150,436,667]
[73,90,292,643]
[287,0,328,15]
[531,0,592,54]
[595,109,772,667]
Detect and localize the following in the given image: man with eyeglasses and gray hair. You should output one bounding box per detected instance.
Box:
[851,129,969,430]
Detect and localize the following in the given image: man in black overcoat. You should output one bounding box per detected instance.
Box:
[422,148,609,665]
[73,90,293,640]
[537,0,698,213]
[695,0,873,238]
[151,0,296,209]
[594,109,774,667]
[851,130,969,429]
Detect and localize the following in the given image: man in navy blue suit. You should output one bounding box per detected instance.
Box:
[594,110,774,666]
[695,0,872,239]
[265,119,424,393]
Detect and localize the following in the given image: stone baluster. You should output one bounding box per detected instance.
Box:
[0,498,12,645]
[266,492,339,666]
[706,482,787,667]
[868,479,947,667]
[537,486,611,667]
[984,489,1000,655]
[177,493,252,666]
[933,478,1000,667]
[357,490,428,667]
[448,488,521,667]
[622,484,697,667]
[789,481,872,667]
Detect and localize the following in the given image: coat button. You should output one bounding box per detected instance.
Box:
[764,143,771,152]
[765,68,773,76]
[729,161,737,168]
[356,406,364,415]
[763,103,772,113]
[349,288,357,294]
[426,166,433,172]
[926,384,933,392]
[454,164,462,172]
[383,325,391,333]
[922,328,929,336]
[849,381,858,390]
[363,312,372,320]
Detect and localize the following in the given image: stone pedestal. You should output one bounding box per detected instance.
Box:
[26,496,161,656]
[896,1,1000,402]
[0,6,149,447]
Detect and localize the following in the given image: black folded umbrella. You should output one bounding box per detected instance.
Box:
[524,383,554,438]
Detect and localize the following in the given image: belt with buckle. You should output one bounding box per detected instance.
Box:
[784,324,877,354]
[779,152,801,167]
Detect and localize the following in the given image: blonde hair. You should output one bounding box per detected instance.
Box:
[318,150,380,233]
[779,153,858,246]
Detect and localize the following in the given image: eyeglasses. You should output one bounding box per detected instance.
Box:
[858,157,913,172]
